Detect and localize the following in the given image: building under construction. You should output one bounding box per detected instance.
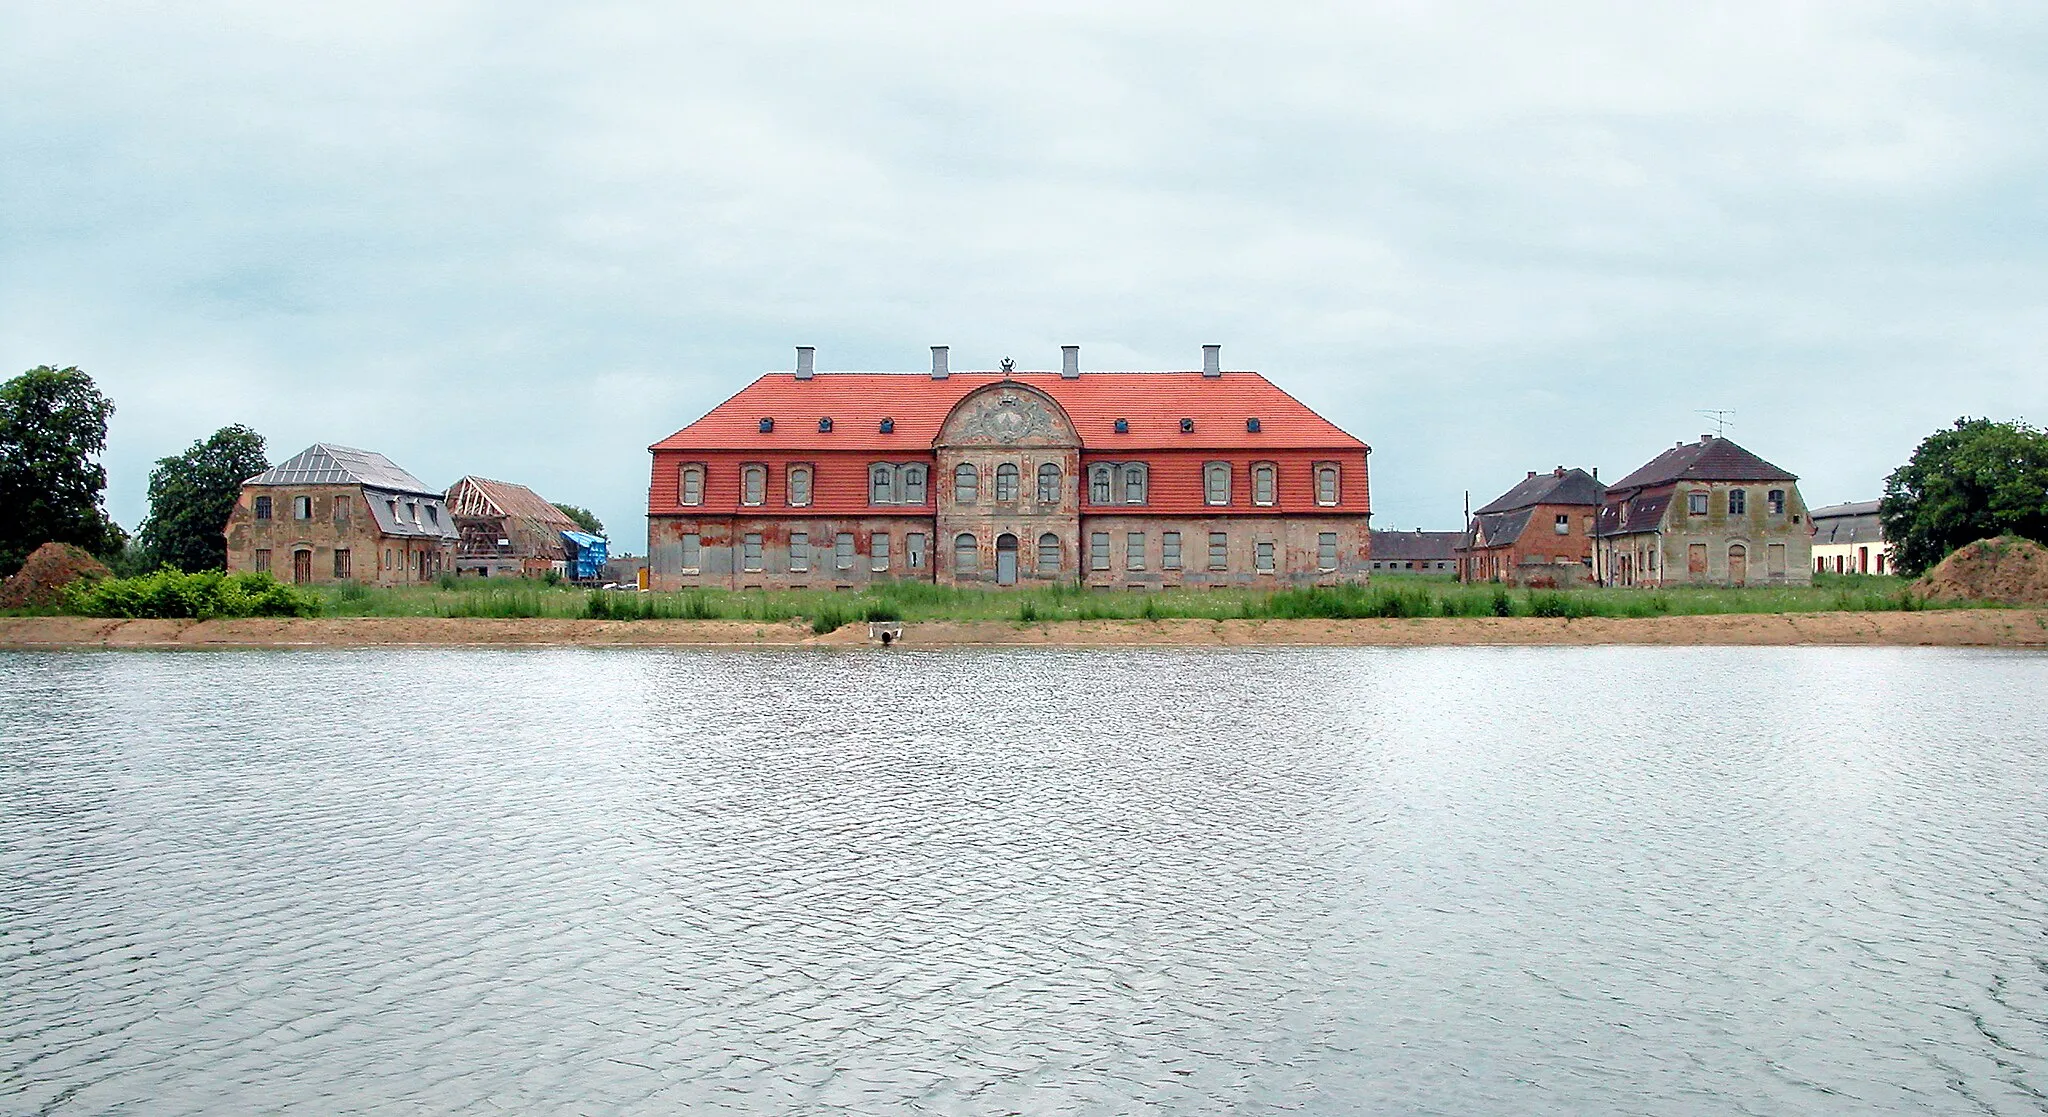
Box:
[445,475,583,579]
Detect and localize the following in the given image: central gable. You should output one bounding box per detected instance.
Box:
[934,381,1079,448]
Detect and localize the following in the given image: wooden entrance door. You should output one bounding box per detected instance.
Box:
[292,549,312,584]
[1728,544,1748,586]
[995,534,1019,585]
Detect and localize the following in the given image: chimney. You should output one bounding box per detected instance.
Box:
[795,346,815,380]
[1202,344,1221,377]
[1555,466,1565,477]
[1527,470,1537,479]
[1061,345,1080,379]
[931,345,949,380]
[1701,433,1715,442]
[1593,467,1599,481]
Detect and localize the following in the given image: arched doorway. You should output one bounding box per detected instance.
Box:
[995,534,1019,585]
[1728,543,1748,586]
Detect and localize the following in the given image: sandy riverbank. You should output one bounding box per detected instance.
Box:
[2,610,2045,649]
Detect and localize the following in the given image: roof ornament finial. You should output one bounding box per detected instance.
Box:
[1000,357,1015,373]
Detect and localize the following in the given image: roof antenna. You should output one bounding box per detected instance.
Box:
[1697,409,1734,437]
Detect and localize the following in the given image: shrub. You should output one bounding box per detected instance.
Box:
[862,603,903,623]
[64,568,321,619]
[437,572,459,590]
[1017,599,1040,624]
[542,569,562,587]
[1490,588,1512,617]
[811,605,848,634]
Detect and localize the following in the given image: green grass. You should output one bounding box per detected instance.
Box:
[289,570,1986,628]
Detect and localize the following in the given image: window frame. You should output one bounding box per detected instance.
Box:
[1208,532,1229,571]
[995,462,1020,502]
[1038,462,1061,504]
[740,463,767,507]
[1318,533,1338,572]
[333,496,350,524]
[835,532,855,571]
[1204,462,1232,506]
[1688,490,1709,516]
[1125,531,1146,571]
[1767,489,1786,516]
[789,532,809,573]
[1251,462,1277,506]
[1089,464,1114,505]
[1314,463,1341,506]
[333,548,351,579]
[786,464,813,508]
[954,463,978,505]
[680,533,701,573]
[906,532,926,570]
[869,462,896,505]
[741,533,764,572]
[903,464,928,505]
[1162,531,1182,571]
[1255,538,1276,574]
[678,464,705,507]
[253,495,272,520]
[1728,488,1747,515]
[1037,532,1061,573]
[254,548,271,573]
[870,532,890,572]
[1090,532,1111,571]
[293,495,313,520]
[1121,464,1147,505]
[1554,514,1570,535]
[953,532,978,574]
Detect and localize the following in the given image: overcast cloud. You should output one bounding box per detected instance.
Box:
[5,2,2046,540]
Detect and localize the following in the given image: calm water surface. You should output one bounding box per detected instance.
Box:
[3,647,2046,1115]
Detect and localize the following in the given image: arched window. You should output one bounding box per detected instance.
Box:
[1038,462,1061,503]
[995,462,1019,502]
[1252,463,1276,506]
[1122,464,1147,504]
[954,463,978,504]
[1090,464,1114,504]
[741,464,766,506]
[678,464,705,506]
[1037,533,1061,572]
[904,465,927,504]
[787,465,812,507]
[1315,464,1340,506]
[870,463,895,505]
[954,533,978,573]
[1204,462,1232,506]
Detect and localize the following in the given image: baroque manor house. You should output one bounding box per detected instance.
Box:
[646,346,1372,590]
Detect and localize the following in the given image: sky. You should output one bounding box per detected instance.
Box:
[5,2,2046,544]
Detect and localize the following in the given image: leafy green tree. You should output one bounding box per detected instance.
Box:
[137,425,270,572]
[554,503,605,537]
[1881,417,2048,575]
[0,366,122,574]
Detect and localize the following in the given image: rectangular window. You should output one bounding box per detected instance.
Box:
[1090,532,1111,571]
[1554,514,1569,535]
[1728,489,1747,515]
[742,533,763,572]
[1318,532,1338,571]
[1768,489,1786,515]
[293,495,312,520]
[1255,539,1276,573]
[903,467,927,504]
[1038,533,1061,571]
[333,549,351,579]
[835,533,854,571]
[680,465,704,506]
[907,532,926,570]
[1162,532,1182,570]
[1204,463,1231,505]
[1126,531,1145,571]
[1316,465,1340,505]
[871,532,890,572]
[253,495,272,520]
[680,533,701,572]
[742,465,765,506]
[1688,491,1708,515]
[1208,532,1228,571]
[870,465,894,504]
[1090,468,1112,505]
[790,532,809,572]
[333,496,350,524]
[787,467,812,507]
[254,548,271,573]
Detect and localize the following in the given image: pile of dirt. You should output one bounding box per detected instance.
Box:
[0,542,112,610]
[1916,536,2048,605]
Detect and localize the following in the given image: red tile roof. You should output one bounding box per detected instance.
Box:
[649,371,1367,453]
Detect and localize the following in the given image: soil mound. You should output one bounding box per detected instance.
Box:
[0,542,112,610]
[1916,536,2048,605]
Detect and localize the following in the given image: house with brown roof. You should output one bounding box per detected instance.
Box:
[1594,434,1811,586]
[645,345,1372,589]
[225,443,457,585]
[1457,467,1605,586]
[445,476,584,578]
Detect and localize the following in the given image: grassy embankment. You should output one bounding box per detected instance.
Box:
[296,572,1955,634]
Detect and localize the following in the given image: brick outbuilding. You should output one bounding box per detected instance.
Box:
[1459,467,1604,586]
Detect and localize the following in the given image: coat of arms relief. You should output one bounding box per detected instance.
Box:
[943,390,1074,446]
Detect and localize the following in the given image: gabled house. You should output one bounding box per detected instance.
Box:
[225,444,457,585]
[445,475,582,579]
[1458,467,1604,586]
[1594,434,1810,587]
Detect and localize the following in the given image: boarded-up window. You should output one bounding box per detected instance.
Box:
[1090,533,1110,571]
[1252,464,1276,505]
[1688,542,1707,575]
[1208,532,1228,571]
[1316,465,1340,505]
[903,466,927,504]
[790,532,808,572]
[835,533,855,570]
[742,533,763,572]
[1162,532,1182,570]
[871,532,890,572]
[681,533,700,571]
[1204,462,1231,505]
[333,497,350,524]
[679,465,704,506]
[1767,489,1785,515]
[870,464,894,504]
[787,466,812,507]
[1319,533,1338,571]
[333,549,350,579]
[1126,532,1145,571]
[1554,514,1569,535]
[1767,542,1786,576]
[1256,539,1276,573]
[955,464,978,504]
[906,533,925,569]
[1038,533,1060,572]
[254,549,271,573]
[954,533,977,573]
[741,465,766,506]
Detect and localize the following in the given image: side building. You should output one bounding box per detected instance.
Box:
[225,443,457,585]
[1369,530,1462,574]
[645,345,1372,589]
[445,475,582,579]
[1457,467,1604,586]
[1594,434,1811,586]
[1809,500,1893,575]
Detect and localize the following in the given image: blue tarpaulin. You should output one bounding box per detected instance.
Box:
[559,530,608,581]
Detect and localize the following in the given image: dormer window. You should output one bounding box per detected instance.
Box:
[879,418,894,434]
[759,418,774,433]
[1114,418,1129,434]
[1246,418,1261,433]
[1179,418,1194,433]
[818,417,833,433]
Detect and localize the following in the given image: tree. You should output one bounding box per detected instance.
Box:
[1880,417,2048,575]
[554,503,604,537]
[0,366,122,575]
[137,425,270,572]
